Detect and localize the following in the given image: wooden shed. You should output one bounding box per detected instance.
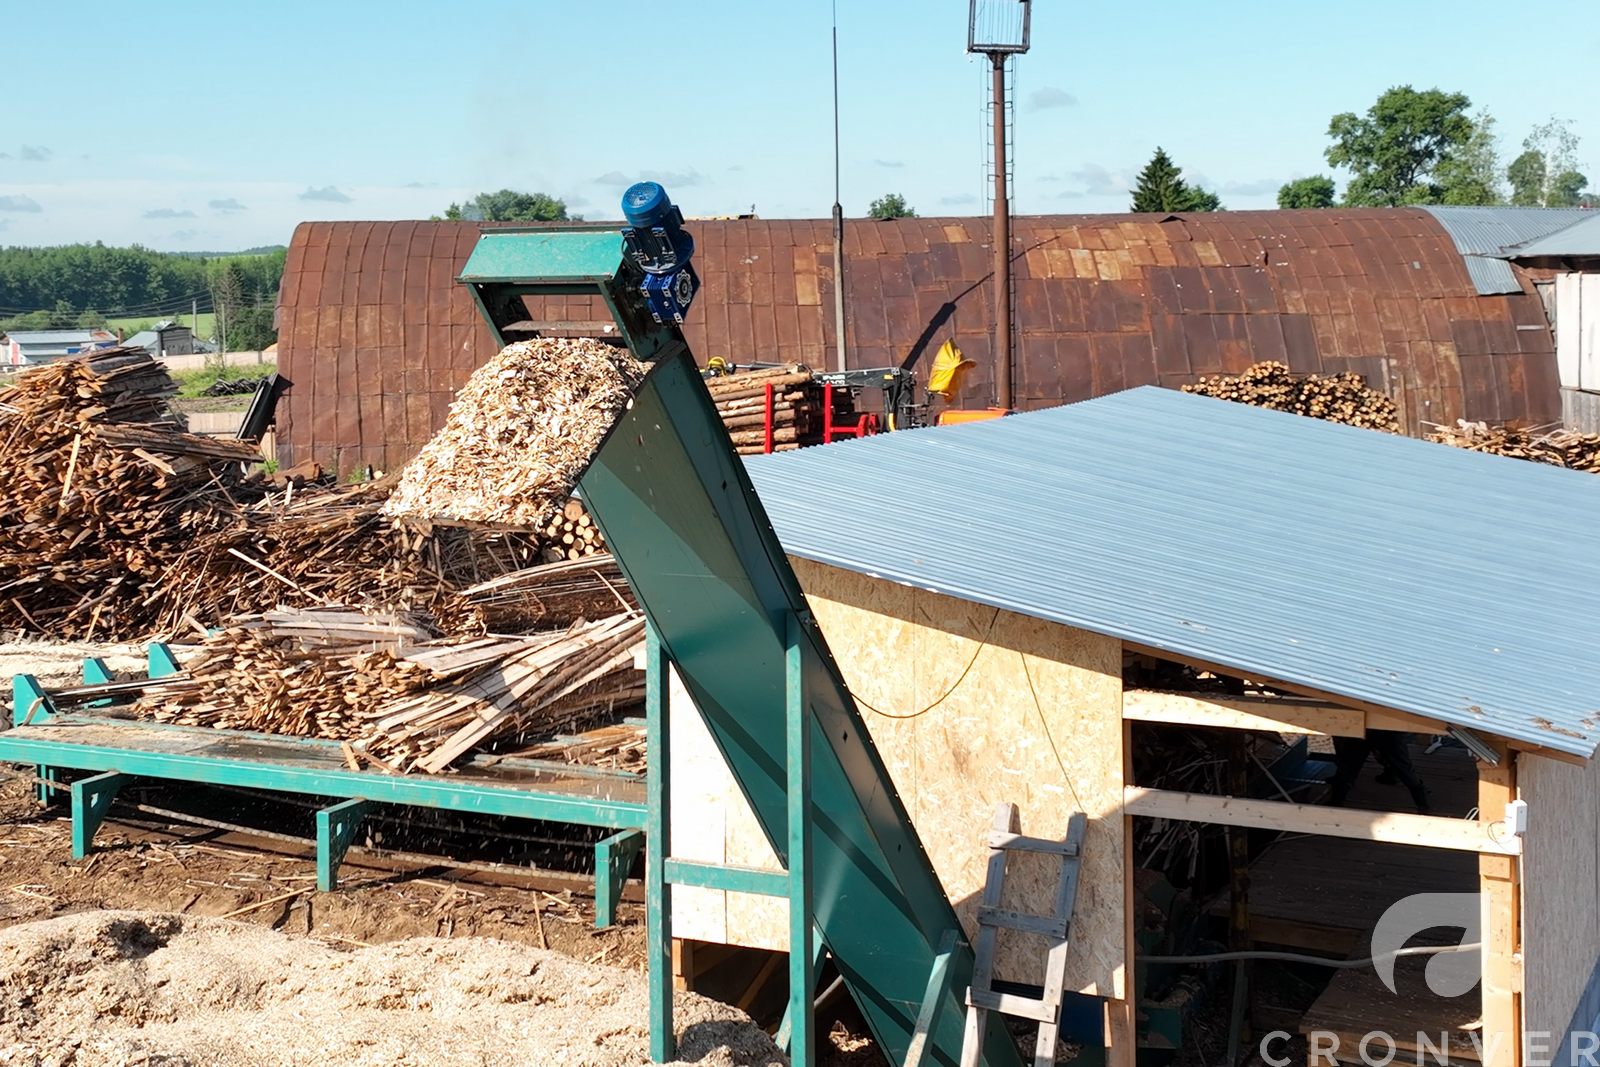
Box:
[666,387,1600,1067]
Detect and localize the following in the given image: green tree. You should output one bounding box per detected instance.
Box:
[867,193,916,219]
[1435,109,1504,205]
[1129,148,1223,213]
[208,262,245,355]
[440,190,571,222]
[1277,176,1337,208]
[1325,86,1475,206]
[1509,118,1590,207]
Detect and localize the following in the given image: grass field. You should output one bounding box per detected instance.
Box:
[104,313,216,340]
[169,362,276,398]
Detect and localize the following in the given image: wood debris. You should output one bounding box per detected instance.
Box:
[136,605,645,774]
[704,363,856,454]
[1182,361,1400,432]
[382,338,646,527]
[1426,420,1600,473]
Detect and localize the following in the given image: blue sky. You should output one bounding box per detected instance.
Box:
[2,0,1597,252]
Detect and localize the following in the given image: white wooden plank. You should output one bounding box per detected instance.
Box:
[1555,272,1583,390]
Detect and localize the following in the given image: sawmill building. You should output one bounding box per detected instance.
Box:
[273,208,1578,475]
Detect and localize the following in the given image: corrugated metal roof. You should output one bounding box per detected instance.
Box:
[745,387,1600,757]
[1422,206,1593,294]
[1508,212,1600,258]
[3,330,110,344]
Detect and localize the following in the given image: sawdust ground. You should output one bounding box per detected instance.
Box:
[0,638,149,690]
[0,910,784,1067]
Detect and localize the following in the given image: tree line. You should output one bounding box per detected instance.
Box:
[0,244,285,348]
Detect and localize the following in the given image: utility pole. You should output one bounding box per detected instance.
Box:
[830,0,848,373]
[968,0,1031,410]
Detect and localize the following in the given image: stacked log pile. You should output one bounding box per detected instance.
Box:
[704,364,847,454]
[382,337,645,527]
[538,500,608,563]
[1427,420,1600,473]
[1182,361,1399,432]
[137,606,645,774]
[0,349,268,639]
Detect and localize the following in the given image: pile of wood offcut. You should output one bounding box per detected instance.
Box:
[1426,420,1600,473]
[383,337,646,527]
[136,603,645,774]
[1182,361,1399,432]
[705,364,851,454]
[0,349,268,639]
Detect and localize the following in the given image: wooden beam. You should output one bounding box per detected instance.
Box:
[1478,743,1521,1067]
[1123,689,1366,737]
[1122,787,1521,856]
[1105,718,1137,1067]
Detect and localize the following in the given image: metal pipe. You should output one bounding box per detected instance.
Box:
[830,6,848,373]
[991,53,1012,409]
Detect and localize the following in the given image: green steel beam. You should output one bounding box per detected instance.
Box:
[71,771,131,859]
[459,229,623,285]
[785,612,816,1065]
[14,674,56,807]
[905,930,961,1067]
[0,732,645,829]
[316,798,372,891]
[147,644,183,679]
[644,623,674,1063]
[663,859,789,898]
[595,827,645,929]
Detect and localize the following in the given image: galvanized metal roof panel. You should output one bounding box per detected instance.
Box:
[745,387,1600,757]
[1422,206,1594,293]
[1508,213,1600,258]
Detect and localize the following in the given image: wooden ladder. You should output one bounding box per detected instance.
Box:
[959,803,1087,1067]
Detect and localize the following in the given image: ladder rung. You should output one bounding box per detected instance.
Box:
[977,905,1069,939]
[988,830,1080,856]
[966,987,1059,1024]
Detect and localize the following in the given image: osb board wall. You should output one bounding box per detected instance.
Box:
[667,558,1125,996]
[1519,753,1600,1041]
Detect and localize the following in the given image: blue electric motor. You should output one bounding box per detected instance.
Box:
[620,181,700,325]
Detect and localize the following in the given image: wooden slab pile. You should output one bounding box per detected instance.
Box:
[137,605,646,774]
[1427,420,1600,473]
[459,552,635,633]
[0,349,268,639]
[704,364,835,454]
[383,338,646,527]
[1183,361,1399,432]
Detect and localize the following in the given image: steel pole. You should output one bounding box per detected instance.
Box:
[991,53,1012,409]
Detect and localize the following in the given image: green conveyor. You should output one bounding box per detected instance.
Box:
[460,216,1023,1065]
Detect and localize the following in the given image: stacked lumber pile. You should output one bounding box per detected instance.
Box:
[459,552,634,633]
[704,364,843,454]
[1427,420,1600,473]
[538,499,608,562]
[138,606,645,774]
[383,338,645,527]
[1182,361,1399,432]
[0,349,268,639]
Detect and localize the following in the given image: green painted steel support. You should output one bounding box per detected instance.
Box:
[81,657,115,712]
[316,798,372,891]
[146,644,182,679]
[644,623,674,1064]
[774,930,826,1054]
[13,674,56,807]
[785,613,816,1064]
[71,771,131,859]
[663,858,789,897]
[905,930,961,1067]
[594,827,645,929]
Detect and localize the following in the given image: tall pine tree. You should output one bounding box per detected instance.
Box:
[1130,147,1223,212]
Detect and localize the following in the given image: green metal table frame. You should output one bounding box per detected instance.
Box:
[6,645,647,911]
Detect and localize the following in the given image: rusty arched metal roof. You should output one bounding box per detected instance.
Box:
[274,209,1559,474]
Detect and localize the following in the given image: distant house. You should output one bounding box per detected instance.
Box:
[120,320,201,359]
[1,329,118,367]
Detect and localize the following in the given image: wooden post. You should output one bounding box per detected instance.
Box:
[1106,719,1138,1067]
[1479,742,1521,1067]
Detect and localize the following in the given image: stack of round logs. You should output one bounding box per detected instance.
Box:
[540,500,608,562]
[704,364,842,454]
[1182,361,1400,432]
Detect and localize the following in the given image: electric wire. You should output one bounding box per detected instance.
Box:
[1141,943,1483,968]
[847,606,1002,720]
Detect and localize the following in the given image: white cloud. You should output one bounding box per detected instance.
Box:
[299,185,352,203]
[18,145,51,162]
[143,207,196,219]
[209,198,247,212]
[874,159,905,169]
[592,169,707,189]
[940,192,979,206]
[1218,177,1281,197]
[1025,87,1077,112]
[0,195,42,213]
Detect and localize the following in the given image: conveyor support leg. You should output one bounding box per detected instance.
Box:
[71,771,130,859]
[594,827,644,929]
[645,624,674,1063]
[316,798,372,891]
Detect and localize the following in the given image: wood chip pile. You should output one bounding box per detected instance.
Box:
[1427,420,1600,474]
[137,605,645,774]
[1182,361,1400,432]
[705,364,850,454]
[0,349,268,640]
[383,338,646,527]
